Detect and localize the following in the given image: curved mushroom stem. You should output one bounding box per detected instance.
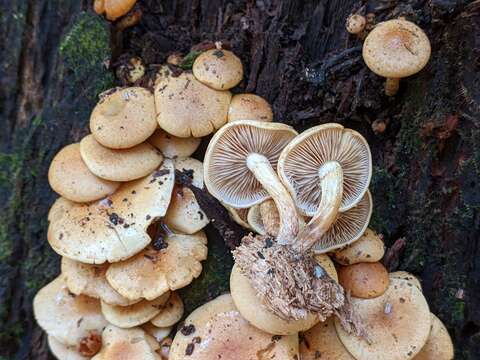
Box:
[385,78,400,96]
[246,153,299,245]
[292,161,343,253]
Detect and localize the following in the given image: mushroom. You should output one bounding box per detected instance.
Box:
[48,143,120,203]
[169,293,300,359]
[148,129,201,158]
[150,292,184,327]
[338,262,389,299]
[159,337,172,360]
[91,87,157,149]
[93,0,105,15]
[332,228,385,265]
[246,203,266,235]
[390,271,422,291]
[142,323,173,343]
[227,93,273,123]
[414,313,454,360]
[61,257,139,306]
[48,336,91,360]
[192,48,243,90]
[362,19,431,96]
[335,277,431,360]
[106,231,207,300]
[314,253,338,282]
[80,135,163,182]
[102,0,137,21]
[225,205,252,230]
[33,276,107,349]
[48,159,175,264]
[346,14,367,35]
[155,72,232,138]
[100,291,171,328]
[300,317,355,360]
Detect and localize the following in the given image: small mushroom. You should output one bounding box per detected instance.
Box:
[332,228,385,265]
[346,14,366,35]
[93,0,105,15]
[169,293,300,359]
[227,93,273,123]
[246,203,266,235]
[116,56,145,84]
[159,337,172,360]
[148,129,201,158]
[362,19,431,96]
[150,292,184,327]
[48,143,120,203]
[80,134,163,182]
[48,336,91,360]
[106,231,207,300]
[414,313,454,360]
[102,0,137,21]
[142,323,173,343]
[390,271,422,291]
[225,205,252,230]
[338,262,389,299]
[91,87,157,149]
[335,277,431,360]
[314,254,338,282]
[155,72,232,138]
[192,49,243,90]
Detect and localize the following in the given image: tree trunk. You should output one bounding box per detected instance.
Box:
[1,0,479,358]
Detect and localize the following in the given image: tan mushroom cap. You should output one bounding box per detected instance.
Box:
[363,19,431,78]
[61,257,138,306]
[155,72,232,138]
[91,87,157,149]
[278,123,372,214]
[332,228,385,265]
[335,277,431,360]
[80,134,163,182]
[192,49,243,90]
[230,264,318,335]
[103,0,137,21]
[314,254,338,282]
[225,205,252,230]
[204,120,298,208]
[48,143,120,203]
[48,160,175,264]
[338,262,389,299]
[151,292,184,327]
[414,313,454,360]
[101,291,170,328]
[169,293,299,360]
[227,93,273,123]
[300,317,355,360]
[48,336,88,360]
[142,323,172,343]
[247,203,266,235]
[390,271,422,291]
[106,231,207,300]
[33,277,108,347]
[148,129,201,158]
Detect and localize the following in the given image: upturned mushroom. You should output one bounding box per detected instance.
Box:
[148,129,201,158]
[225,205,252,230]
[414,313,454,360]
[332,228,385,265]
[246,203,267,235]
[338,262,389,299]
[362,19,431,96]
[228,93,273,123]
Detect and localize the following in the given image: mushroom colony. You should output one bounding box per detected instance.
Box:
[34,4,453,360]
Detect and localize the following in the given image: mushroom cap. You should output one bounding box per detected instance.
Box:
[61,257,138,306]
[192,49,243,90]
[150,292,184,327]
[155,72,232,138]
[278,123,372,214]
[33,276,108,347]
[148,129,201,158]
[225,205,252,230]
[314,254,338,282]
[90,87,157,149]
[363,19,431,78]
[230,264,318,335]
[48,160,175,264]
[106,231,207,300]
[169,293,300,359]
[227,93,273,123]
[300,317,355,360]
[80,134,163,182]
[247,203,267,235]
[390,271,422,291]
[48,336,89,360]
[142,323,173,343]
[204,120,298,208]
[332,228,385,265]
[338,262,389,299]
[414,313,454,360]
[104,0,137,21]
[101,291,171,328]
[335,277,431,360]
[48,143,120,203]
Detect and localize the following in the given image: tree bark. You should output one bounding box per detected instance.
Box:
[1,0,479,359]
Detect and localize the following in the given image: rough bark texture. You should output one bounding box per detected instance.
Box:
[1,0,479,359]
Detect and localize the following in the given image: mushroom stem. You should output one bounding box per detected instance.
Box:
[385,78,400,96]
[292,161,343,253]
[246,153,299,245]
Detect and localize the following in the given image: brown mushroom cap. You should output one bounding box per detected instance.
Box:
[48,160,175,264]
[48,143,120,203]
[155,72,232,138]
[230,264,318,335]
[80,134,163,182]
[33,276,108,347]
[314,254,338,282]
[363,19,431,78]
[414,313,454,360]
[278,123,372,214]
[338,262,389,299]
[169,293,300,359]
[106,231,207,300]
[390,271,422,291]
[48,336,89,360]
[104,0,137,21]
[332,228,385,265]
[227,93,273,123]
[192,49,243,90]
[90,87,157,149]
[150,292,184,327]
[148,129,201,158]
[335,277,431,360]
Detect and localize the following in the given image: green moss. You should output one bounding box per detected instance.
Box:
[179,51,203,70]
